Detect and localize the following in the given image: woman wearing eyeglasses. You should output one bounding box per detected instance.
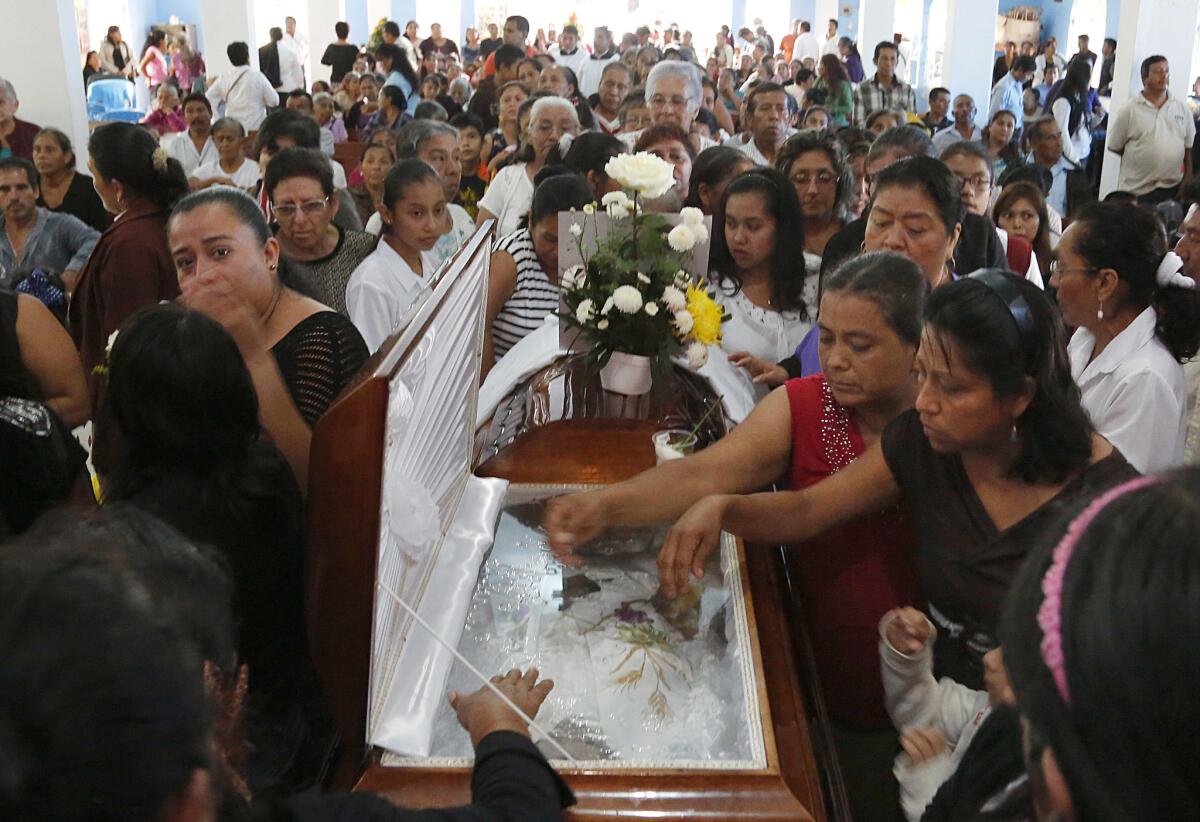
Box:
[263,147,377,316]
[1049,203,1200,472]
[166,185,368,489]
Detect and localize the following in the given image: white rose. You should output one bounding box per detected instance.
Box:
[673,310,694,334]
[602,296,615,315]
[604,152,676,199]
[680,206,705,227]
[667,223,697,252]
[662,285,687,312]
[569,223,583,238]
[583,203,596,214]
[636,271,651,284]
[597,318,610,330]
[644,301,659,316]
[612,285,644,314]
[562,264,586,290]
[601,190,629,208]
[692,224,709,244]
[607,201,629,219]
[686,341,708,369]
[575,298,595,323]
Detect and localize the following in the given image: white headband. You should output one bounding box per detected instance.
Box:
[1156,251,1197,290]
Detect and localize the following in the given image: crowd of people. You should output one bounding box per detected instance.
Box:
[2,9,1200,822]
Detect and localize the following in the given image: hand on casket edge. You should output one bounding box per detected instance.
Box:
[449,668,555,750]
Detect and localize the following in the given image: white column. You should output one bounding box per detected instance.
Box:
[1099,0,1200,196]
[201,0,260,75]
[307,0,342,84]
[0,0,88,172]
[858,0,897,57]
[941,0,1000,127]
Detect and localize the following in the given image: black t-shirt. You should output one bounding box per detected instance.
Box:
[38,172,110,233]
[881,409,1138,688]
[321,43,359,83]
[479,37,502,59]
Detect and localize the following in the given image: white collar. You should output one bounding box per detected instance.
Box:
[1070,306,1158,381]
[376,239,430,287]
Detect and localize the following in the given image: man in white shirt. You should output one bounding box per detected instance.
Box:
[1107,55,1196,202]
[591,62,632,135]
[166,93,217,174]
[547,25,589,78]
[277,33,306,95]
[932,94,982,155]
[619,62,717,151]
[205,42,279,133]
[1034,37,1066,86]
[283,16,309,81]
[821,19,840,57]
[793,22,821,66]
[578,26,620,99]
[734,84,790,167]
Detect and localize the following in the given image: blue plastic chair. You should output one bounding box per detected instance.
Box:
[87,102,108,120]
[87,78,136,112]
[96,109,145,123]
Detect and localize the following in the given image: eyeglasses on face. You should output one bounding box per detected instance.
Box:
[271,197,330,219]
[790,171,838,187]
[648,95,690,110]
[955,174,991,192]
[1048,260,1097,277]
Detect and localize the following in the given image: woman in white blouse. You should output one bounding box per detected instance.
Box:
[1045,59,1104,166]
[1049,203,1200,472]
[710,167,815,397]
[475,96,579,236]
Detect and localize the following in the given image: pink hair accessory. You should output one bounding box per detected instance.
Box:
[1037,476,1159,707]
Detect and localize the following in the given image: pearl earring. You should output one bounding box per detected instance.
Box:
[1097,300,1104,321]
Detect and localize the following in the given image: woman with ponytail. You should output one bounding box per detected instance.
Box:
[1002,468,1200,821]
[70,121,190,473]
[1049,202,1200,472]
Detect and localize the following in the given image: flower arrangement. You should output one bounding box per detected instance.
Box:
[560,152,727,375]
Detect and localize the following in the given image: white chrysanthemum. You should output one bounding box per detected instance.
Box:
[569,223,583,238]
[644,301,659,316]
[692,224,709,244]
[636,271,651,284]
[680,206,705,227]
[597,318,610,330]
[674,269,689,285]
[607,201,630,219]
[662,284,687,311]
[562,264,586,290]
[612,285,644,314]
[601,190,630,208]
[673,310,694,334]
[602,296,615,315]
[604,152,676,199]
[582,203,596,214]
[667,223,697,252]
[686,341,708,369]
[575,299,595,323]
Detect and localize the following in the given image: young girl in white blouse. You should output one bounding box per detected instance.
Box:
[1048,202,1200,472]
[709,167,816,397]
[346,160,445,353]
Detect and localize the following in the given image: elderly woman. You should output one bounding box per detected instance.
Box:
[140,85,187,136]
[167,187,368,489]
[633,123,696,210]
[1050,203,1200,472]
[313,92,348,144]
[265,147,377,316]
[476,95,579,236]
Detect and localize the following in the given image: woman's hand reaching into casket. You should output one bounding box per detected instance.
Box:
[449,668,555,749]
[657,494,732,599]
[544,492,610,563]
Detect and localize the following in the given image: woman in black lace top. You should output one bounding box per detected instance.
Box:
[166,188,367,489]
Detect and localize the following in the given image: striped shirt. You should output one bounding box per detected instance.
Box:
[491,229,558,362]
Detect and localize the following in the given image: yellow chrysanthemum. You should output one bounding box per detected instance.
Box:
[685,285,723,345]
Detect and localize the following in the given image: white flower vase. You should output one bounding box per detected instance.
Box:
[600,351,653,395]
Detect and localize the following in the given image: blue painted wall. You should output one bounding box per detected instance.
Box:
[789,0,817,26]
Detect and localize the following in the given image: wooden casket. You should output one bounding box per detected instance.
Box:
[306,225,849,820]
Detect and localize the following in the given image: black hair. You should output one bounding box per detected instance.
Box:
[775,131,855,222]
[1140,54,1167,81]
[633,123,696,159]
[1070,202,1200,361]
[995,181,1053,273]
[254,109,321,156]
[335,21,349,39]
[528,172,592,226]
[141,29,166,56]
[507,14,530,36]
[380,158,440,211]
[88,122,188,211]
[939,139,993,178]
[928,86,950,102]
[1013,55,1038,74]
[925,272,1094,483]
[0,537,209,819]
[710,167,809,313]
[32,127,75,168]
[693,107,719,135]
[872,40,898,61]
[269,27,283,42]
[449,111,486,136]
[493,44,526,70]
[383,21,400,38]
[547,131,625,182]
[0,156,37,189]
[287,89,314,107]
[865,109,901,131]
[867,124,934,163]
[997,161,1051,195]
[377,84,408,114]
[872,156,964,235]
[374,43,418,89]
[226,41,250,66]
[264,146,334,199]
[685,146,752,211]
[1001,467,1200,822]
[744,81,786,115]
[180,91,212,113]
[170,186,271,246]
[823,251,926,346]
